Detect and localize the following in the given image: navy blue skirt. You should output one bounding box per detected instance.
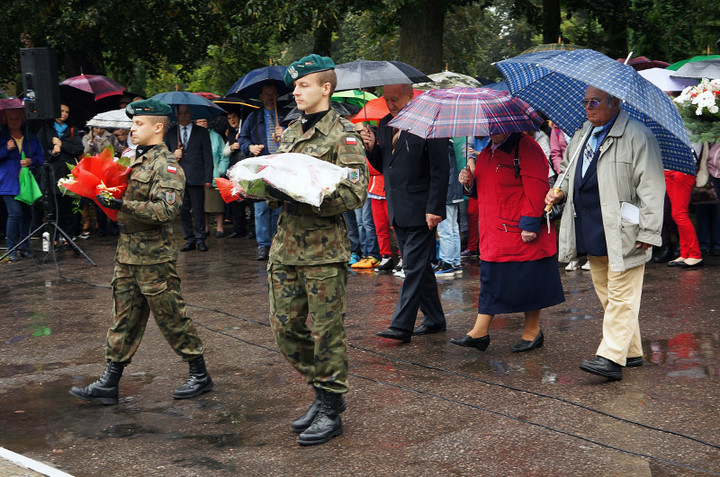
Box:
[477,255,565,314]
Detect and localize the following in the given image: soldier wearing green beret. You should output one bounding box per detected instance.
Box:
[269,54,368,445]
[70,99,213,405]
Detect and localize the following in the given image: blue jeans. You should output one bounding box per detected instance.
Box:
[2,195,31,252]
[437,203,461,267]
[254,201,281,248]
[355,199,379,258]
[344,210,361,256]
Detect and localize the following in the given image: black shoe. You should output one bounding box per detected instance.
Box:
[227,232,240,238]
[450,334,490,351]
[173,356,214,399]
[413,322,446,335]
[215,231,224,238]
[376,328,411,343]
[292,386,346,433]
[652,246,673,263]
[511,330,544,353]
[69,361,125,405]
[180,241,196,252]
[626,356,644,367]
[197,241,209,252]
[257,246,269,261]
[667,257,686,267]
[579,356,622,381]
[297,389,344,446]
[375,256,395,272]
[20,250,34,259]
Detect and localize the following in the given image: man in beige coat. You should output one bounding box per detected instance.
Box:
[546,85,665,381]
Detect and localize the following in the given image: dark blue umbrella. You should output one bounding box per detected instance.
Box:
[496,49,695,175]
[226,66,290,99]
[150,91,226,120]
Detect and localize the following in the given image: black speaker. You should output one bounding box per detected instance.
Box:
[20,47,60,120]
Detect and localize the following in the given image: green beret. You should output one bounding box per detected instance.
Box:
[284,54,335,87]
[125,99,171,118]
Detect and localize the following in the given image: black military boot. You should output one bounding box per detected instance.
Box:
[172,356,214,399]
[297,389,345,446]
[292,386,346,433]
[69,361,125,405]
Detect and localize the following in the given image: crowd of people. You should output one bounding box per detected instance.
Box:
[1,52,718,447]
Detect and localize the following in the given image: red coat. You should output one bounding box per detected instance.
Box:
[474,133,557,262]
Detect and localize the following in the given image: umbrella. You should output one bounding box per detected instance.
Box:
[415,70,482,90]
[335,60,431,91]
[61,74,126,100]
[213,96,261,121]
[283,101,361,125]
[0,97,24,110]
[350,89,424,124]
[520,42,583,55]
[86,109,132,130]
[638,68,698,92]
[480,81,508,91]
[386,87,543,139]
[194,92,219,100]
[495,49,695,175]
[667,55,720,71]
[149,91,225,120]
[330,90,378,107]
[226,65,290,99]
[615,56,669,71]
[670,59,720,80]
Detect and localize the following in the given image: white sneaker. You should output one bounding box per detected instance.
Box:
[394,259,403,272]
[393,269,406,279]
[581,261,591,271]
[565,259,582,271]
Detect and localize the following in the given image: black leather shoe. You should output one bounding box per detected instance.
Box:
[652,246,673,263]
[257,246,269,261]
[197,241,209,252]
[376,328,411,343]
[450,334,490,351]
[626,356,644,367]
[579,356,622,381]
[173,356,214,399]
[69,361,125,405]
[413,322,446,335]
[297,389,344,446]
[667,258,686,267]
[180,241,196,252]
[511,330,544,353]
[292,386,346,433]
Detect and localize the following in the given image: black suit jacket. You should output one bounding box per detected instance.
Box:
[165,124,212,186]
[367,114,449,228]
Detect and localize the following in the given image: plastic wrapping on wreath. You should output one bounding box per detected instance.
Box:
[226,153,350,207]
[215,177,242,203]
[57,148,132,221]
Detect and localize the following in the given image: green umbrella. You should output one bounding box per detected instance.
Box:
[330,89,378,108]
[667,55,720,71]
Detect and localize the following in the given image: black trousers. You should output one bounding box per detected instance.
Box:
[389,224,445,333]
[181,185,206,242]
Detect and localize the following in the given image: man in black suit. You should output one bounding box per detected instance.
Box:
[361,83,449,343]
[165,105,213,251]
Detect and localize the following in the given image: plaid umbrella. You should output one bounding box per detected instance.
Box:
[335,60,431,91]
[386,87,543,138]
[61,74,126,100]
[496,49,695,175]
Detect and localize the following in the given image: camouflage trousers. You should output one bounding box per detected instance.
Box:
[268,261,349,394]
[106,261,205,364]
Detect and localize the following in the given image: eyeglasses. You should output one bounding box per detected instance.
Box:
[582,98,612,109]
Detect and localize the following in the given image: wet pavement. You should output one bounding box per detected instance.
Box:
[1,226,719,476]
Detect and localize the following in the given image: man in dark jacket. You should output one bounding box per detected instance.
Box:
[361,83,449,343]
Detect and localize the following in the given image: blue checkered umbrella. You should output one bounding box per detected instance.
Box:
[495,49,695,174]
[387,87,543,139]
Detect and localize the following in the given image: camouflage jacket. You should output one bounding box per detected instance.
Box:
[269,109,368,265]
[116,143,186,265]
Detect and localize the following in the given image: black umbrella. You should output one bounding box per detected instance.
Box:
[281,101,361,126]
[335,60,431,91]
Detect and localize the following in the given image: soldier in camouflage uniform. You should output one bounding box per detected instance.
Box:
[269,54,368,446]
[69,99,213,405]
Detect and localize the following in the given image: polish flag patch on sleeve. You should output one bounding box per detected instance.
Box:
[345,136,357,145]
[167,165,178,174]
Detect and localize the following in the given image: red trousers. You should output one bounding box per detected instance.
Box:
[371,198,393,256]
[665,170,701,259]
[466,196,479,252]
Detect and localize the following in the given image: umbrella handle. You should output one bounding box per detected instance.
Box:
[544,187,561,213]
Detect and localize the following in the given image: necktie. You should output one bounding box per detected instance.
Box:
[581,127,603,177]
[391,127,400,153]
[182,127,188,148]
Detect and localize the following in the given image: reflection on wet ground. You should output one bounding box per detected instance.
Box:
[1,236,719,475]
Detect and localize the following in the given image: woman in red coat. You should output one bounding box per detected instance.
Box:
[452,132,564,352]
